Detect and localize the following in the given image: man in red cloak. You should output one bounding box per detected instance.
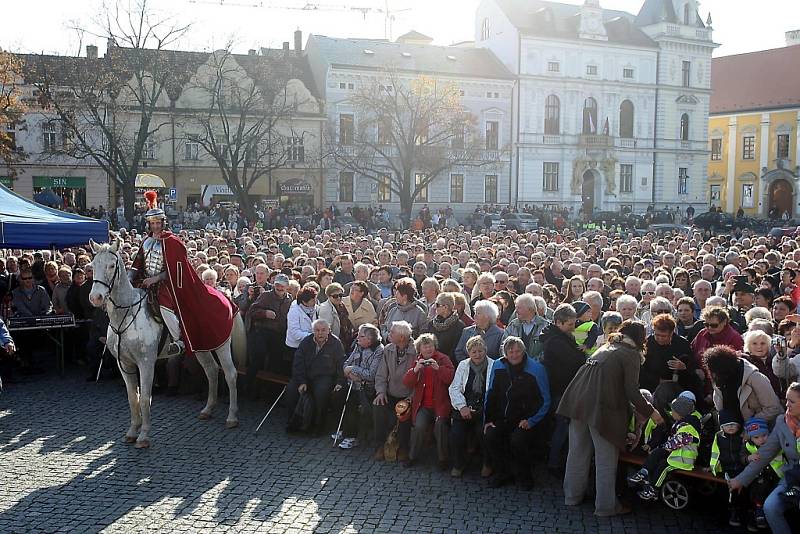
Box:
[129,191,235,356]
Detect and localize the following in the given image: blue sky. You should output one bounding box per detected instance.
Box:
[1,0,797,57]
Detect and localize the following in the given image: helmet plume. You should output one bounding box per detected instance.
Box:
[144,190,158,210]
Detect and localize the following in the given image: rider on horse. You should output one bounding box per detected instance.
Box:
[129,191,236,357]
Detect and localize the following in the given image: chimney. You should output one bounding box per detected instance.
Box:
[787,30,800,47]
[86,45,98,59]
[248,49,257,55]
[294,29,303,55]
[283,42,290,55]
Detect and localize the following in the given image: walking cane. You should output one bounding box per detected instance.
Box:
[255,386,286,434]
[333,382,353,447]
[95,349,107,382]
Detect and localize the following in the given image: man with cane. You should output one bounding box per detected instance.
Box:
[284,319,345,436]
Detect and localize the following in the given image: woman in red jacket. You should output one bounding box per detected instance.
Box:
[402,333,455,470]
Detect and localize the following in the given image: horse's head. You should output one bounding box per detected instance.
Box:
[88,238,121,307]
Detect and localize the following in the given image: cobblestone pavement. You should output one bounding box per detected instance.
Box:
[0,372,738,533]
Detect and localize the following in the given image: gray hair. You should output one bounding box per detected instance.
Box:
[747,318,774,336]
[474,299,499,323]
[553,302,577,324]
[514,293,536,312]
[502,335,526,355]
[744,307,772,325]
[649,296,673,316]
[582,291,603,309]
[311,318,330,330]
[389,320,413,339]
[358,323,381,344]
[532,296,547,316]
[616,294,638,310]
[744,329,771,353]
[414,332,438,352]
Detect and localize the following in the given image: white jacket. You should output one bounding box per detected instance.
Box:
[285,301,318,349]
[772,352,800,382]
[448,357,495,411]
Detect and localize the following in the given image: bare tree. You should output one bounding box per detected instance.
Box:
[189,47,316,221]
[325,72,505,224]
[27,0,190,226]
[0,50,26,175]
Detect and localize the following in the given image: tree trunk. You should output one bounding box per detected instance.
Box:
[399,191,413,229]
[235,187,257,224]
[122,177,136,229]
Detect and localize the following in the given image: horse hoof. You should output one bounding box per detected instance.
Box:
[225,420,239,429]
[198,412,212,421]
[134,440,150,449]
[124,435,136,443]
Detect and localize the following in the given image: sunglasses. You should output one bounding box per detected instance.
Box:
[330,294,343,299]
[706,322,722,329]
[642,291,655,295]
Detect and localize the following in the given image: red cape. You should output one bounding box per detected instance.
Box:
[157,232,236,353]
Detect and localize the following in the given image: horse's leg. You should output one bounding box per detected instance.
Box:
[119,358,141,443]
[135,357,156,449]
[195,351,219,420]
[216,342,239,429]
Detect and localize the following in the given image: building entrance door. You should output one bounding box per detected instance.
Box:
[769,179,793,218]
[582,170,596,217]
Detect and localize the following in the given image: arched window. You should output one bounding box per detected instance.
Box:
[680,113,690,141]
[619,100,634,139]
[480,18,490,40]
[544,95,560,135]
[582,97,598,135]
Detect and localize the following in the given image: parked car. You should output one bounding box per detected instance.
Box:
[768,226,800,240]
[647,223,692,235]
[590,211,623,226]
[332,215,363,230]
[692,211,734,232]
[499,213,539,231]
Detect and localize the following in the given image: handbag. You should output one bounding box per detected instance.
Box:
[286,391,314,432]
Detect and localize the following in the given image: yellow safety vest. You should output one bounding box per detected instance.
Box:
[745,442,785,479]
[667,422,700,470]
[644,418,657,445]
[573,321,597,354]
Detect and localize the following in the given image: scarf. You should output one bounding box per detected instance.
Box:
[300,303,316,320]
[785,409,800,439]
[469,358,489,397]
[430,312,460,332]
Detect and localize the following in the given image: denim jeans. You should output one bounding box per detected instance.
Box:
[548,414,570,469]
[763,478,792,534]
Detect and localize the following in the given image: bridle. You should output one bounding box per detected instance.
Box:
[92,249,148,375]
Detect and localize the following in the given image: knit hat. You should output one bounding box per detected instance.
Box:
[572,301,591,318]
[718,409,741,427]
[670,395,695,418]
[677,390,696,404]
[744,417,768,438]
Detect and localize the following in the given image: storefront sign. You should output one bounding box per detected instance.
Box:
[33,176,86,188]
[0,176,12,189]
[279,178,312,195]
[201,184,234,206]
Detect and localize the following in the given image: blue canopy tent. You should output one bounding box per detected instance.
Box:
[0,184,109,249]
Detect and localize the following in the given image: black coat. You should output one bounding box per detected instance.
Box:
[641,334,703,402]
[540,323,586,401]
[291,334,346,384]
[422,316,465,364]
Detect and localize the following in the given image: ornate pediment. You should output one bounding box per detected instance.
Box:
[675,94,699,105]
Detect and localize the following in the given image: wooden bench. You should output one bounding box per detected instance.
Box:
[237,367,290,385]
[619,451,725,484]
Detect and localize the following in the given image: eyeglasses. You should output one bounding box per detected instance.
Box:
[642,291,655,295]
[330,294,343,299]
[21,277,33,281]
[706,322,722,329]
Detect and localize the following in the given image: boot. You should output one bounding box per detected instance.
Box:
[373,447,385,461]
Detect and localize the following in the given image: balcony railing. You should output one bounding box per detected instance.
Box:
[542,135,561,145]
[617,138,635,149]
[579,134,613,148]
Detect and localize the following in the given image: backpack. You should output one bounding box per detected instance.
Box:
[286,392,314,432]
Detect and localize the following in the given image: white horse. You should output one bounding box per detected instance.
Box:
[88,238,246,448]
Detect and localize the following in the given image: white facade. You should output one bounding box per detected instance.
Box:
[475,0,717,213]
[306,35,515,216]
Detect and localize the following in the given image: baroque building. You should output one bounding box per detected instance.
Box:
[475,0,717,214]
[707,33,800,217]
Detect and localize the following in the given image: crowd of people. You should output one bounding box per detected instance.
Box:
[2,200,800,532]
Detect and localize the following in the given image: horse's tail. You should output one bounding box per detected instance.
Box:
[231,313,247,369]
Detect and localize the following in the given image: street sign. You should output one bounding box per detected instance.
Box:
[169,188,177,201]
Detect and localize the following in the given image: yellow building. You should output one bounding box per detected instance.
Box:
[708,38,800,217]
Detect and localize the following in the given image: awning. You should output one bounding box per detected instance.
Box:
[135,173,166,188]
